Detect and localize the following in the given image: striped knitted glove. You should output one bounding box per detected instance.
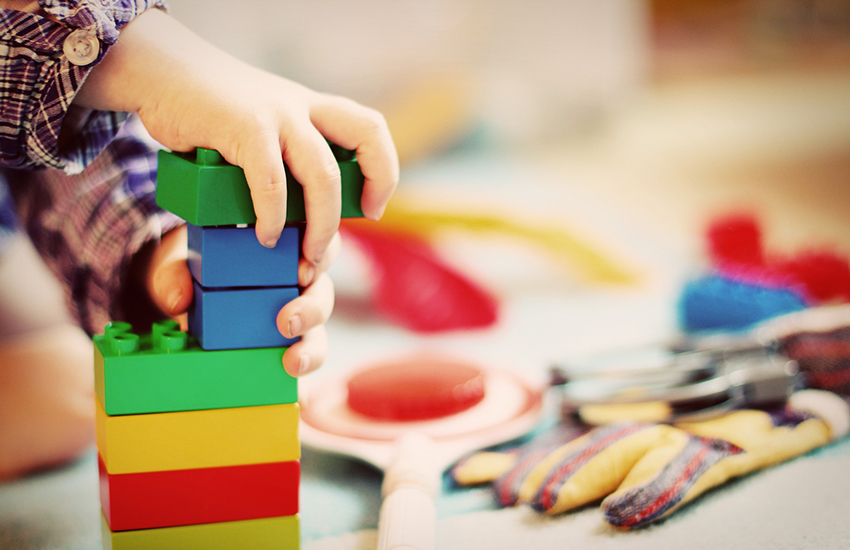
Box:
[452,390,849,528]
[780,325,850,397]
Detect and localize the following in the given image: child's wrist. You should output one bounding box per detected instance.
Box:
[74,9,207,115]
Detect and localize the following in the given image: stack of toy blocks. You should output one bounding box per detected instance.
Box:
[95,146,364,549]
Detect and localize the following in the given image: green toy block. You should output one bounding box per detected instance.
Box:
[101,513,299,550]
[156,144,365,226]
[94,320,297,416]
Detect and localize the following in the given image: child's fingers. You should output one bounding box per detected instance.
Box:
[281,324,328,377]
[277,273,334,377]
[299,231,341,287]
[309,96,399,221]
[146,225,194,317]
[276,272,335,342]
[239,131,290,248]
[281,122,341,264]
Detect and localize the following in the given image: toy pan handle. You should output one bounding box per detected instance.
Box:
[377,433,438,550]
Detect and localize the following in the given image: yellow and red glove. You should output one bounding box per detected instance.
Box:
[452,390,849,528]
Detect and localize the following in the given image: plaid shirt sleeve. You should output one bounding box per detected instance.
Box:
[0,0,166,174]
[5,116,183,335]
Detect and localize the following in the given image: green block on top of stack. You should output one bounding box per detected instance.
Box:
[156,145,365,226]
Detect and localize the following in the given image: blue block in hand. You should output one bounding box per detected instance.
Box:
[187,224,300,288]
[189,281,300,350]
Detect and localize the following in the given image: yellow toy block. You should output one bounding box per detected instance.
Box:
[101,512,299,550]
[96,398,300,474]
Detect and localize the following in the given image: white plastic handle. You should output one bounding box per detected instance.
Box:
[377,484,436,550]
[377,433,439,550]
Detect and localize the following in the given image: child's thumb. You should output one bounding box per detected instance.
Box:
[146,226,194,317]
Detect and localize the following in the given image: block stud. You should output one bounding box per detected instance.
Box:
[110,333,140,355]
[157,330,189,354]
[196,148,224,166]
[152,319,181,349]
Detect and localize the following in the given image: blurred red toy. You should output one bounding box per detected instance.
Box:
[341,222,499,333]
[707,212,766,269]
[707,213,850,305]
[346,356,486,421]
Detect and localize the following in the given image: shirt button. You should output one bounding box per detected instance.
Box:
[64,29,100,66]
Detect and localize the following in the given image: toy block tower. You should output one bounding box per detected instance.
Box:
[95,146,364,549]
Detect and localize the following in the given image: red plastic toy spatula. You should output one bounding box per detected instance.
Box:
[341,223,499,333]
[300,353,543,550]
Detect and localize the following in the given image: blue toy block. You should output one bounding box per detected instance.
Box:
[187,224,300,288]
[189,281,300,350]
[678,274,808,333]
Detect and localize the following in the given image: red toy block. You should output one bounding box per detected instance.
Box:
[99,454,299,531]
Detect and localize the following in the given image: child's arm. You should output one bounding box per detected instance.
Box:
[74,8,398,262]
[0,1,153,172]
[76,8,396,376]
[2,3,397,259]
[2,2,394,376]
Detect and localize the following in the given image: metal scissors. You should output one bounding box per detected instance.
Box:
[550,305,850,424]
[551,344,798,424]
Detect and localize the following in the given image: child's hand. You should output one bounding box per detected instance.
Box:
[143,225,338,377]
[76,8,398,263]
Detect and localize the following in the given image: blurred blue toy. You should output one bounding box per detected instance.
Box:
[678,274,808,333]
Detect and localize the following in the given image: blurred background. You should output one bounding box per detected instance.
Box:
[168,0,850,254]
